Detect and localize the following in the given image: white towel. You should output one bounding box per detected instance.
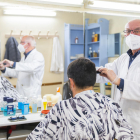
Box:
[50,37,64,73]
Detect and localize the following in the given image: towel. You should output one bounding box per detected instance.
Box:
[50,37,64,73]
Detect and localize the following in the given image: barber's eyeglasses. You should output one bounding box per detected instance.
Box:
[123,28,140,35]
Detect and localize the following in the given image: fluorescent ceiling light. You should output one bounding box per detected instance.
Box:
[88,1,140,13]
[17,0,83,6]
[3,9,56,17]
[87,11,140,18]
[39,0,83,5]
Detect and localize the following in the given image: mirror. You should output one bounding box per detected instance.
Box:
[0,9,84,97]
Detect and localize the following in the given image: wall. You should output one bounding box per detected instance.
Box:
[86,13,137,34]
[0,10,83,97]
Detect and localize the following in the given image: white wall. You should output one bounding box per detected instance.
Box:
[0,10,83,96]
[86,13,137,34]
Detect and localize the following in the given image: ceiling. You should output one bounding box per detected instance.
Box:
[0,0,140,18]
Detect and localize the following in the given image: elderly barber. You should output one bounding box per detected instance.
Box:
[0,35,45,98]
[97,19,140,139]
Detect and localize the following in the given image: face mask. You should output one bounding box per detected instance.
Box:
[17,44,26,53]
[126,34,140,50]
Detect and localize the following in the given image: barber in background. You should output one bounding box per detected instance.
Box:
[0,35,45,98]
[96,19,140,139]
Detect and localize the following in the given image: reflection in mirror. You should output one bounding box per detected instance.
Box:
[0,9,84,99]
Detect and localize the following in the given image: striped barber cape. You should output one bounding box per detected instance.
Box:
[26,90,134,140]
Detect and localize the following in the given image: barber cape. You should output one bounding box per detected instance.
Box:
[0,76,21,101]
[27,90,133,140]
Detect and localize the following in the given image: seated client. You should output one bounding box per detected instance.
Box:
[26,58,133,140]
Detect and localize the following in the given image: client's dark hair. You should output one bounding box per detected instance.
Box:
[67,58,96,89]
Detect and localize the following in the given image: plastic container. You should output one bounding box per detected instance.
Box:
[4,98,16,116]
[75,36,78,44]
[37,95,42,108]
[32,96,38,113]
[18,96,24,110]
[41,96,47,111]
[56,87,62,102]
[21,97,29,115]
[43,94,53,106]
[51,95,58,107]
[1,97,8,112]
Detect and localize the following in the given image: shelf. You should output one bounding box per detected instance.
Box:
[70,58,76,60]
[89,57,99,59]
[71,29,83,31]
[71,43,84,45]
[88,41,99,45]
[88,26,100,30]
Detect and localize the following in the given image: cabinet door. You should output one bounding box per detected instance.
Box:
[107,34,115,57]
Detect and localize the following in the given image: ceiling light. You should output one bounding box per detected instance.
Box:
[88,1,140,13]
[40,0,83,5]
[87,11,140,18]
[17,0,83,7]
[3,9,56,17]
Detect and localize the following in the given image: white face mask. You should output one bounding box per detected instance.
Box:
[126,34,140,50]
[18,44,26,53]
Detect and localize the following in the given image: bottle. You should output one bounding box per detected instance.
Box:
[92,32,95,42]
[88,47,92,57]
[43,94,53,107]
[41,96,47,111]
[22,97,29,115]
[56,87,62,102]
[51,95,58,107]
[37,95,42,108]
[94,34,98,42]
[98,49,100,57]
[29,98,33,113]
[18,96,24,110]
[75,37,78,44]
[32,96,38,113]
[5,98,16,116]
[1,97,8,112]
[93,50,96,57]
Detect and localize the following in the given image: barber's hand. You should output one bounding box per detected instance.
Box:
[0,62,5,70]
[2,59,14,67]
[98,68,121,86]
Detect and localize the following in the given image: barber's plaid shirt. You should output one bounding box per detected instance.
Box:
[26,90,134,140]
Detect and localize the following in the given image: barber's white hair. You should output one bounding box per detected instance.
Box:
[22,36,36,47]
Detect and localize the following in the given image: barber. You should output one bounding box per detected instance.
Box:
[96,19,140,140]
[0,35,45,98]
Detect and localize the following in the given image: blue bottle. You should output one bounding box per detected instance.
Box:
[18,96,24,110]
[4,98,16,116]
[22,97,29,115]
